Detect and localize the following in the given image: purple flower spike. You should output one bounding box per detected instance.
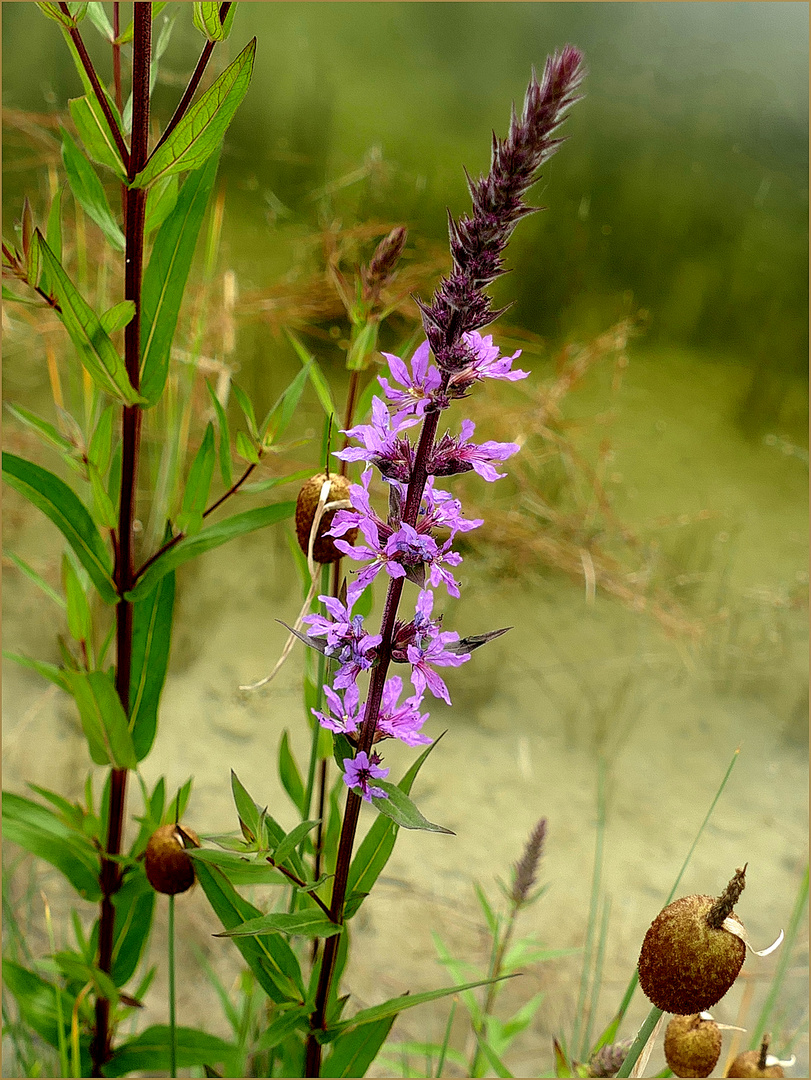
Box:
[313,682,362,735]
[342,750,390,802]
[430,419,520,482]
[445,331,529,397]
[301,587,381,688]
[378,340,444,421]
[377,676,432,747]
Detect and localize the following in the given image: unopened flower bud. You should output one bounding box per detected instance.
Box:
[295,473,356,564]
[145,823,200,895]
[664,1013,722,1078]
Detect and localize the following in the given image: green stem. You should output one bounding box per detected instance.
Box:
[615,1005,663,1077]
[169,895,177,1078]
[469,904,518,1076]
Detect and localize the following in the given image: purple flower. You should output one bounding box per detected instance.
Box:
[377,676,432,746]
[301,586,381,688]
[397,590,471,704]
[378,340,444,421]
[417,478,483,537]
[343,750,389,802]
[429,419,519,481]
[334,397,417,482]
[445,331,529,396]
[313,682,362,735]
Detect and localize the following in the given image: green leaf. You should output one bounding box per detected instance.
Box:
[66,669,138,768]
[68,95,127,179]
[111,873,156,987]
[206,380,233,487]
[144,174,179,235]
[188,848,286,886]
[4,551,66,610]
[235,429,261,464]
[321,1015,397,1078]
[230,770,261,842]
[140,154,220,404]
[31,231,143,405]
[216,909,342,940]
[177,422,215,532]
[2,452,117,603]
[132,39,256,189]
[115,2,168,44]
[125,500,295,602]
[88,402,116,475]
[253,1006,310,1052]
[104,1026,238,1077]
[193,1,226,40]
[40,185,65,296]
[4,403,77,460]
[2,960,88,1070]
[194,860,304,1003]
[62,551,91,642]
[370,782,453,833]
[129,569,175,761]
[231,382,258,438]
[36,2,75,28]
[2,792,101,901]
[3,651,70,692]
[272,819,320,866]
[278,730,306,815]
[100,300,136,335]
[286,330,339,420]
[83,1,114,39]
[261,363,311,445]
[61,127,125,250]
[88,462,118,528]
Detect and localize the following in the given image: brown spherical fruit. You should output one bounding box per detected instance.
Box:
[725,1051,784,1077]
[295,473,356,564]
[664,1014,722,1078]
[144,824,200,895]
[637,893,746,1014]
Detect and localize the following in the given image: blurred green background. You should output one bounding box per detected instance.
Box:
[3,2,808,439]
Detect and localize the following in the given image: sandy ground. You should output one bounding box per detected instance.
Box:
[3,351,808,1077]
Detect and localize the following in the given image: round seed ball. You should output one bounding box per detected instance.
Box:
[725,1051,784,1077]
[295,473,356,564]
[637,893,746,1014]
[144,824,200,895]
[664,1014,722,1077]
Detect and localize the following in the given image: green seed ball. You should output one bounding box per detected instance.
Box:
[725,1051,784,1077]
[145,824,200,895]
[637,893,746,1014]
[295,473,356,564]
[664,1014,722,1078]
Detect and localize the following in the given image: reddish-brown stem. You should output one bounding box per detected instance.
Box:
[91,6,151,1073]
[112,3,122,113]
[58,2,130,171]
[151,2,232,157]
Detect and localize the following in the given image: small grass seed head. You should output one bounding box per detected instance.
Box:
[726,1035,788,1077]
[637,867,747,1014]
[145,823,200,895]
[295,472,356,564]
[664,1013,722,1077]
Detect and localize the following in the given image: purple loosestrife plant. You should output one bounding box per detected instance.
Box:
[304,46,585,1075]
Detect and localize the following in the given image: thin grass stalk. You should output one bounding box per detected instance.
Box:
[435,1000,456,1078]
[168,894,177,1078]
[42,892,70,1079]
[92,6,151,1072]
[582,894,611,1058]
[615,1005,663,1078]
[573,754,607,1059]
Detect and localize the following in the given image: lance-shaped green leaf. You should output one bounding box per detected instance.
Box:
[144,174,178,235]
[370,781,454,833]
[36,2,76,28]
[4,652,71,693]
[2,452,117,603]
[111,873,156,987]
[278,731,306,815]
[193,1,227,40]
[216,909,343,940]
[194,860,304,1003]
[320,1014,397,1078]
[100,300,135,335]
[206,380,233,487]
[66,670,138,768]
[286,330,339,420]
[4,551,66,611]
[131,38,256,189]
[31,231,143,405]
[188,848,287,886]
[129,569,175,761]
[176,422,215,534]
[272,819,320,866]
[139,154,220,404]
[4,403,77,460]
[126,500,295,602]
[62,551,91,643]
[104,1026,238,1078]
[84,1,114,39]
[3,960,90,1072]
[2,792,101,901]
[68,95,127,179]
[61,128,125,250]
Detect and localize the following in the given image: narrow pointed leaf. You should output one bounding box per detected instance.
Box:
[194,860,304,1002]
[4,403,76,458]
[129,569,175,761]
[88,403,116,475]
[100,300,135,335]
[140,154,220,404]
[62,551,91,642]
[4,551,66,610]
[3,452,117,603]
[83,1,114,39]
[32,231,143,404]
[188,848,286,886]
[193,2,226,40]
[206,380,233,487]
[286,330,339,420]
[278,730,306,815]
[216,909,342,939]
[66,670,137,768]
[321,1015,397,1078]
[144,174,178,234]
[2,960,89,1071]
[68,95,127,179]
[125,501,295,602]
[4,651,71,692]
[104,1026,238,1077]
[36,2,75,28]
[61,128,125,250]
[178,422,216,525]
[370,779,453,833]
[132,39,256,189]
[272,819,320,866]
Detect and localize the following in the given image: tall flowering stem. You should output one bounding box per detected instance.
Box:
[304,47,585,1076]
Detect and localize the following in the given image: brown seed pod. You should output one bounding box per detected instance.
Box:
[144,823,200,895]
[664,1014,722,1078]
[637,867,747,1015]
[295,473,356,564]
[726,1035,786,1077]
